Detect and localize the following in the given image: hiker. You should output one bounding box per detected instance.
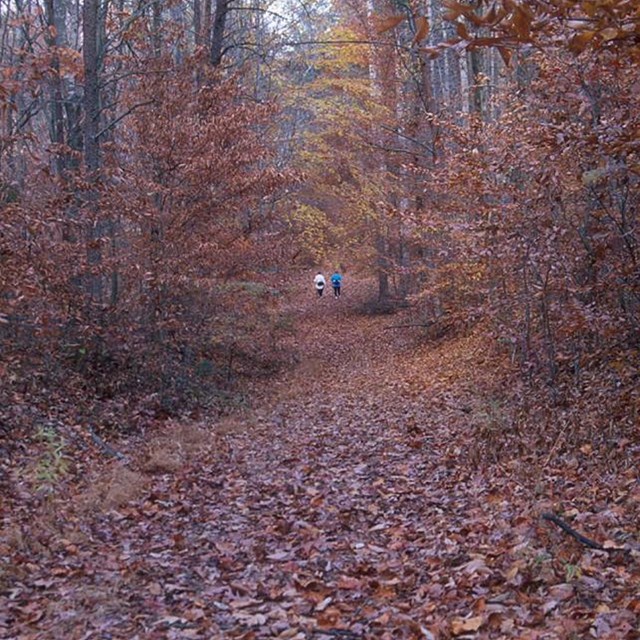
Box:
[330,270,343,297]
[314,272,326,297]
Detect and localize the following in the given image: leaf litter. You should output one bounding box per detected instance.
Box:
[1,275,638,639]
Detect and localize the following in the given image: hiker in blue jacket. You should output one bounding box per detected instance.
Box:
[330,271,343,298]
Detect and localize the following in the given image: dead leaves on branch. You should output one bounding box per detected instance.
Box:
[374,0,640,60]
[374,12,429,45]
[374,15,405,35]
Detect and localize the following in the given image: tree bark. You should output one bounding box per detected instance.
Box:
[82,0,100,175]
[194,0,202,47]
[210,0,230,66]
[44,0,66,176]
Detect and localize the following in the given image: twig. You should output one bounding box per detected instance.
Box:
[88,425,126,461]
[542,512,604,550]
[94,100,155,141]
[383,322,436,330]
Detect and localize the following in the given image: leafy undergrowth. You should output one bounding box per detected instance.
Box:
[1,274,639,639]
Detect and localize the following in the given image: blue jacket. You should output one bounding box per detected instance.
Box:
[331,273,342,286]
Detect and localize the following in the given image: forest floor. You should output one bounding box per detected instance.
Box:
[1,274,639,639]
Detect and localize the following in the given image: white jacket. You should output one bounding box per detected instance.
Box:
[314,274,326,289]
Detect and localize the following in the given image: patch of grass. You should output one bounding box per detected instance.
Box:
[29,426,69,494]
[81,464,147,511]
[142,423,215,473]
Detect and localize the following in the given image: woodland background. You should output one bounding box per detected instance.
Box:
[1,0,639,637]
[1,0,638,452]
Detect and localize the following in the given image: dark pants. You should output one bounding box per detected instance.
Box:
[333,285,341,297]
[317,286,324,297]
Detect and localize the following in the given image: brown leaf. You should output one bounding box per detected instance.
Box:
[413,16,430,44]
[498,46,512,67]
[148,582,163,596]
[569,31,596,53]
[456,22,470,40]
[442,1,464,21]
[374,15,406,34]
[451,615,484,634]
[337,576,362,590]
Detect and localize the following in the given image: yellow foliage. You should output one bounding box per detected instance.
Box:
[288,204,332,261]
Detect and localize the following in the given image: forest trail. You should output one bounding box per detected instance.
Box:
[2,274,638,639]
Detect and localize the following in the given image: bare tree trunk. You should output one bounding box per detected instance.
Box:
[459,50,471,115]
[204,0,212,44]
[194,0,202,47]
[44,0,66,176]
[82,0,99,175]
[210,0,229,66]
[82,0,105,306]
[152,0,162,58]
[171,1,186,64]
[366,0,393,301]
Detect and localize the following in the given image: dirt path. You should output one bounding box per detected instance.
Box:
[3,275,638,639]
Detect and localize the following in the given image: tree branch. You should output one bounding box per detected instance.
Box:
[88,425,126,460]
[542,512,605,550]
[94,99,155,140]
[281,39,413,52]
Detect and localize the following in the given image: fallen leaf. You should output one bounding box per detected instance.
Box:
[451,616,484,635]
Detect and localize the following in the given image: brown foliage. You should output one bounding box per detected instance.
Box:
[0,55,293,433]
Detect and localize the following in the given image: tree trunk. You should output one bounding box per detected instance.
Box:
[152,0,162,58]
[82,0,100,175]
[210,0,229,66]
[44,0,68,176]
[194,0,202,47]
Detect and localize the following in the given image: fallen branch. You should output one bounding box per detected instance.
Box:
[542,512,604,550]
[88,425,127,461]
[383,322,436,330]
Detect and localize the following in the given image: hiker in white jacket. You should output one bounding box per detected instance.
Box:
[314,272,326,297]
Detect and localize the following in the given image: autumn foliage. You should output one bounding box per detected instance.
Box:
[0,1,639,638]
[1,46,292,432]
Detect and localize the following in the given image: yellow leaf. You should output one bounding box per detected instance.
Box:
[451,616,484,635]
[599,27,618,41]
[374,14,405,34]
[413,16,430,44]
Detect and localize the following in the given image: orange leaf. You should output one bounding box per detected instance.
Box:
[456,21,470,39]
[498,46,512,66]
[451,616,484,635]
[413,16,430,44]
[374,14,405,34]
[569,31,595,53]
